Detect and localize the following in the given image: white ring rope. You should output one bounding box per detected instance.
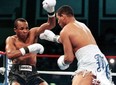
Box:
[37,71,116,76]
[38,71,74,75]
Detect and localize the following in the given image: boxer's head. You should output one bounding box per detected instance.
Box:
[56,5,74,28]
[56,5,74,17]
[14,18,28,29]
[14,18,29,40]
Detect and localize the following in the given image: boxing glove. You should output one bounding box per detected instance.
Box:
[39,30,60,43]
[0,67,5,75]
[42,0,56,17]
[57,55,70,70]
[19,43,44,55]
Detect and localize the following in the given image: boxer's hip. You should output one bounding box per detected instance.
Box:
[9,64,38,79]
[75,44,109,74]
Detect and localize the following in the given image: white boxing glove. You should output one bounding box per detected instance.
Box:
[19,43,44,55]
[42,0,56,17]
[57,55,70,70]
[0,67,5,75]
[39,30,60,43]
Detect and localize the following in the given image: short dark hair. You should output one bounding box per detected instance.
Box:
[56,5,74,17]
[14,18,27,28]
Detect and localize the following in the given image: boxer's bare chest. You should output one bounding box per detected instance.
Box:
[14,36,37,49]
[13,37,37,64]
[10,35,37,64]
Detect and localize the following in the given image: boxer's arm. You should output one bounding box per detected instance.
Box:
[35,0,56,35]
[60,30,75,65]
[57,29,75,70]
[5,36,44,59]
[5,36,22,59]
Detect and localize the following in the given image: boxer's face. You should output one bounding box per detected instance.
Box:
[14,21,29,39]
[56,13,66,28]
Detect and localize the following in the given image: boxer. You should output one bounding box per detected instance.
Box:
[5,0,56,85]
[40,5,114,85]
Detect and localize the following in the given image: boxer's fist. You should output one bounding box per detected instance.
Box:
[57,55,70,70]
[42,0,56,17]
[0,67,5,75]
[19,43,44,55]
[39,30,60,43]
[42,0,56,13]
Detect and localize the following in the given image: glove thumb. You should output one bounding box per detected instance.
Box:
[39,33,45,39]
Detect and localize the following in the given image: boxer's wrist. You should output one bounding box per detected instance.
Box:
[48,12,55,17]
[53,35,60,43]
[19,47,27,55]
[57,55,70,70]
[19,47,30,55]
[19,43,44,55]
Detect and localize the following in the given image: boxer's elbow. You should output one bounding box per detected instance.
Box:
[6,52,14,59]
[6,51,21,59]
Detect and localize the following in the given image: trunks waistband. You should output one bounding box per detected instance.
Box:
[19,65,32,71]
[11,64,36,72]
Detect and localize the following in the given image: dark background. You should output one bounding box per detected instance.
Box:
[0,0,116,85]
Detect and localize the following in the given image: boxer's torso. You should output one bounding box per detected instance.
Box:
[10,30,38,66]
[61,21,97,52]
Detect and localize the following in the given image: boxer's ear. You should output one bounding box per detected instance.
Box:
[14,28,16,30]
[14,28,16,32]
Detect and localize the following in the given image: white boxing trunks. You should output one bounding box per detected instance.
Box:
[75,44,114,85]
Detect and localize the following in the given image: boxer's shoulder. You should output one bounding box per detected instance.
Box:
[6,35,17,42]
[29,27,39,34]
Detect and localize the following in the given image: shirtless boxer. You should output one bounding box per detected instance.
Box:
[5,0,56,85]
[40,5,114,85]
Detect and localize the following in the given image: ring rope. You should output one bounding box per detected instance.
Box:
[37,71,116,76]
[0,52,116,58]
[38,71,74,75]
[0,51,5,55]
[0,52,115,76]
[37,54,116,58]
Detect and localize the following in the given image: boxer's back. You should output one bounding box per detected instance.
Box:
[61,21,97,52]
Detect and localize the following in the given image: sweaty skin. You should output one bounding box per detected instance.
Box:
[55,5,113,85]
[56,11,98,85]
[61,21,96,52]
[57,13,97,64]
[5,17,55,66]
[5,18,55,85]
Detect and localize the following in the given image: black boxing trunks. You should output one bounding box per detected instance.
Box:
[8,64,45,85]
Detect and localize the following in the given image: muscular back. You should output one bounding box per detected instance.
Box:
[60,21,97,52]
